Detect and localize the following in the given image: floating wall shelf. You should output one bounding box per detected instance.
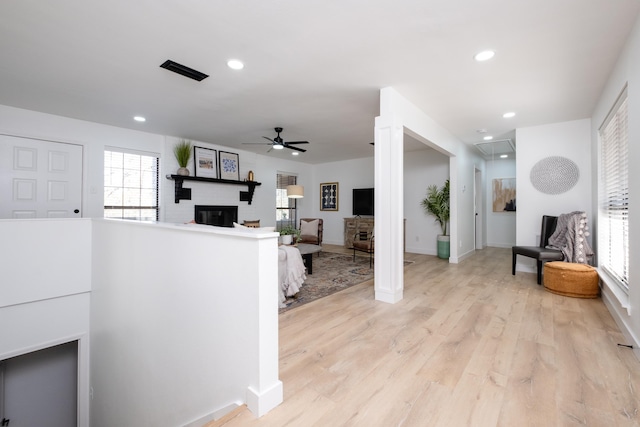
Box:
[166,175,262,204]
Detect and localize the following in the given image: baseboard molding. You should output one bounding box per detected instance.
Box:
[404,245,437,256]
[601,287,640,362]
[181,402,242,427]
[375,288,403,304]
[246,380,283,417]
[487,242,514,248]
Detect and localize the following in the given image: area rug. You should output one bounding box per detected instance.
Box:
[279,252,412,313]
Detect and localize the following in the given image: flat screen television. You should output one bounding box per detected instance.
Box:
[352,188,374,216]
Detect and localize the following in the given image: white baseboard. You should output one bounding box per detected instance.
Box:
[181,402,241,427]
[601,285,640,362]
[487,242,514,248]
[246,380,283,418]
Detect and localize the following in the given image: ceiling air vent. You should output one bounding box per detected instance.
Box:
[159,60,209,81]
[474,139,515,159]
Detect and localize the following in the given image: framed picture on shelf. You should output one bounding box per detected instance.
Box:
[193,146,217,178]
[320,182,339,211]
[218,151,240,180]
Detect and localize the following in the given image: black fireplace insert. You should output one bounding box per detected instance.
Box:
[194,205,238,227]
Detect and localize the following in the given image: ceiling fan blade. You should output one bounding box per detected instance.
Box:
[285,141,309,145]
[262,136,275,143]
[242,142,272,145]
[285,145,307,152]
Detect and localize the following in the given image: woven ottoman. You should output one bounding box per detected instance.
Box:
[543,261,599,298]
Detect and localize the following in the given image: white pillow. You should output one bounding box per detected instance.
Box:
[300,219,319,236]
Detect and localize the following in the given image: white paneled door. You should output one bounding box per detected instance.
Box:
[0,135,82,218]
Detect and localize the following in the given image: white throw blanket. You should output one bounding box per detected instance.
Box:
[278,246,306,307]
[548,211,594,263]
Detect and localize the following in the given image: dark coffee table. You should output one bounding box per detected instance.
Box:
[296,243,322,274]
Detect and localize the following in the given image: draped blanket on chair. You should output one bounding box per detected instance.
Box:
[547,211,594,263]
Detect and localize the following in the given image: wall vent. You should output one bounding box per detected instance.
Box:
[159,60,209,81]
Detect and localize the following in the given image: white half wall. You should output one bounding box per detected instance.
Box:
[90,219,282,426]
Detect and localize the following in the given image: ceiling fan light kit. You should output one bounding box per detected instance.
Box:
[243,127,309,153]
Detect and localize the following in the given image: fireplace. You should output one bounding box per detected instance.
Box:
[194,205,238,227]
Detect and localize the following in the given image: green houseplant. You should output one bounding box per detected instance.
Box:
[421,179,450,259]
[173,139,192,176]
[279,225,301,245]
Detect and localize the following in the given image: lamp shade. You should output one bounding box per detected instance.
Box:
[286,185,304,198]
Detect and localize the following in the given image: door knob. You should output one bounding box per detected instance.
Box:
[74,209,80,214]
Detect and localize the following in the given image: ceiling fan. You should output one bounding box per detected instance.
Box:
[243,127,309,152]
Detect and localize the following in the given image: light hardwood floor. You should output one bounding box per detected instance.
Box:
[209,246,640,426]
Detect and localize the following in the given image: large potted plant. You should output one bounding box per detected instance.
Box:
[421,179,450,259]
[173,139,192,176]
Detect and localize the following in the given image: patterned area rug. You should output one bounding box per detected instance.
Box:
[280,252,411,313]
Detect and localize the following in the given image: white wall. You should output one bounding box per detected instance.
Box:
[378,88,486,263]
[591,13,640,358]
[0,219,92,427]
[90,220,282,426]
[0,104,165,219]
[486,158,516,248]
[515,119,593,273]
[312,156,375,245]
[0,104,316,226]
[162,136,314,226]
[403,147,449,255]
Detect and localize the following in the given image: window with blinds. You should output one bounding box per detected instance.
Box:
[276,173,297,229]
[598,88,629,292]
[104,149,160,221]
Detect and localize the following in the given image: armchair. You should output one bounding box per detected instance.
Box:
[299,218,323,246]
[512,215,564,284]
[352,230,374,267]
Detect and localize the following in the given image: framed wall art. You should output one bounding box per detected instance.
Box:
[193,146,217,178]
[492,177,516,212]
[320,182,339,211]
[218,151,240,180]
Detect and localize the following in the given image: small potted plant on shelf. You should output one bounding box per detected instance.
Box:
[421,179,450,259]
[279,225,301,245]
[173,139,192,176]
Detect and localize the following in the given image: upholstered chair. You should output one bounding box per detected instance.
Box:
[299,218,323,246]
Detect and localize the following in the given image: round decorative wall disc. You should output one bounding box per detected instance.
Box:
[529,156,579,195]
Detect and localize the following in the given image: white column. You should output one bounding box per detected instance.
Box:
[374,115,404,303]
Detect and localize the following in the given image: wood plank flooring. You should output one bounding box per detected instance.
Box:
[208,246,640,427]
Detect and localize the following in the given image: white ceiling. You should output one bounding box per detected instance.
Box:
[1,1,638,164]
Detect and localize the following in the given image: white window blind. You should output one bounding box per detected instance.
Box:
[599,89,629,292]
[276,173,297,228]
[104,149,160,221]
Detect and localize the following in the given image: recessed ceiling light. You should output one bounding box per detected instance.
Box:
[474,50,495,62]
[483,136,493,141]
[500,154,508,159]
[291,152,299,156]
[134,116,146,122]
[503,112,516,118]
[227,59,244,70]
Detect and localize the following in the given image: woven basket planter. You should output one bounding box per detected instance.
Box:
[543,261,599,298]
